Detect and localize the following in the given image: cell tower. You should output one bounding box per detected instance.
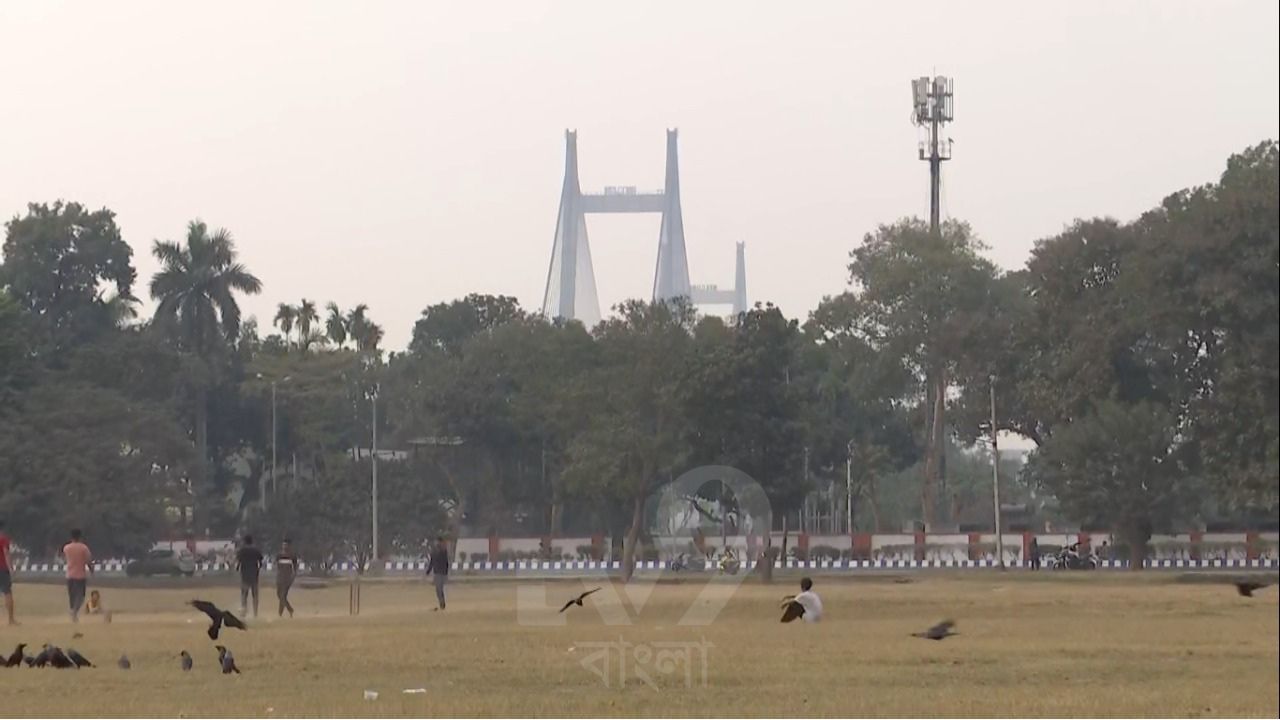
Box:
[541,130,746,326]
[911,75,953,236]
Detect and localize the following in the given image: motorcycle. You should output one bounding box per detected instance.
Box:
[1049,546,1097,570]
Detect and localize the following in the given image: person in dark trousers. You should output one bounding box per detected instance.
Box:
[0,519,16,625]
[275,539,298,617]
[235,535,264,617]
[426,537,450,611]
[62,529,93,623]
[1028,537,1041,570]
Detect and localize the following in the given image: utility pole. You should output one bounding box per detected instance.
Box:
[371,386,379,564]
[846,439,855,534]
[990,377,1005,570]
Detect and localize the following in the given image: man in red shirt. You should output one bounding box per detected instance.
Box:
[0,519,15,625]
[62,528,93,623]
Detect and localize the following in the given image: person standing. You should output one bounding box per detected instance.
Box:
[62,529,93,623]
[235,535,264,617]
[1028,537,1041,571]
[275,538,297,618]
[0,520,15,625]
[425,536,450,611]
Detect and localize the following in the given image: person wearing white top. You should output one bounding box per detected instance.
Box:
[780,577,823,623]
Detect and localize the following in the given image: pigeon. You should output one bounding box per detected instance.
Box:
[4,643,26,668]
[180,650,193,671]
[559,587,602,613]
[215,645,240,674]
[66,648,94,668]
[779,596,805,623]
[189,600,249,640]
[912,619,959,641]
[117,654,131,670]
[1234,580,1273,598]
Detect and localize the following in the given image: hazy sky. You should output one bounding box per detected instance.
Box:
[2,1,1277,349]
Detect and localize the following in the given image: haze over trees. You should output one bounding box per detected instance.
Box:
[0,141,1275,572]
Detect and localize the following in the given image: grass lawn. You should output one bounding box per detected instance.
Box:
[1,571,1276,717]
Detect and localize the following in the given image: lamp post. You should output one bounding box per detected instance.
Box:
[846,439,855,534]
[371,383,380,563]
[990,377,1005,570]
[256,374,291,509]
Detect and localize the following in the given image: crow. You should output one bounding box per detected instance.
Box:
[559,587,602,613]
[215,645,240,674]
[32,645,52,668]
[1235,580,1273,598]
[189,599,249,640]
[47,645,75,669]
[22,656,35,667]
[779,596,805,623]
[912,620,959,641]
[117,654,131,670]
[66,648,94,668]
[180,650,193,672]
[4,643,26,668]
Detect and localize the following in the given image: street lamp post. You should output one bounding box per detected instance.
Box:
[846,439,855,534]
[371,385,379,564]
[990,377,1005,570]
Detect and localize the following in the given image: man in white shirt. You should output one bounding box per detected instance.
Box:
[781,576,824,623]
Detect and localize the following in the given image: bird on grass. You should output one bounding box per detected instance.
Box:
[71,632,84,640]
[4,643,26,668]
[66,648,94,668]
[31,645,52,668]
[46,645,76,669]
[1234,580,1273,598]
[22,657,35,667]
[189,599,249,640]
[559,587,602,613]
[912,620,959,641]
[215,645,240,674]
[180,650,193,672]
[117,654,131,670]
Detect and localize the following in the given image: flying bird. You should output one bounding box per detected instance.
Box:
[180,650,193,671]
[912,620,959,641]
[117,654,131,670]
[66,648,94,668]
[1234,580,1273,598]
[5,643,26,668]
[215,645,240,674]
[779,596,805,623]
[189,599,249,640]
[559,587,602,613]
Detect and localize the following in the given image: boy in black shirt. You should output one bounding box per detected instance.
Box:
[236,535,264,617]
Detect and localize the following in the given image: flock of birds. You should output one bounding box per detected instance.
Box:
[2,598,245,674]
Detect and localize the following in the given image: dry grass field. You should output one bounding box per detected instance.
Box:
[0,572,1276,718]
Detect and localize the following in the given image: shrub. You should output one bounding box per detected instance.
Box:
[471,553,488,564]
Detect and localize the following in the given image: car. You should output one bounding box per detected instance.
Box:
[126,548,196,577]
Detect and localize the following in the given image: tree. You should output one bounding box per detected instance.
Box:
[273,303,296,349]
[845,219,1003,526]
[325,302,348,348]
[0,290,33,406]
[294,298,321,351]
[346,304,384,353]
[0,381,192,557]
[563,299,696,581]
[683,304,808,580]
[1025,401,1198,568]
[410,294,525,356]
[149,220,262,516]
[0,201,136,353]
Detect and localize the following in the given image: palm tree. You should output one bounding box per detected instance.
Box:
[325,302,348,348]
[346,304,383,352]
[273,303,296,348]
[150,220,262,511]
[296,299,319,351]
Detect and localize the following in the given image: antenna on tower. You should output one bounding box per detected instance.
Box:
[911,75,953,236]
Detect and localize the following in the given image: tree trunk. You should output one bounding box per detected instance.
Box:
[1122,522,1151,571]
[622,494,643,583]
[194,384,209,529]
[920,369,946,529]
[762,516,777,583]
